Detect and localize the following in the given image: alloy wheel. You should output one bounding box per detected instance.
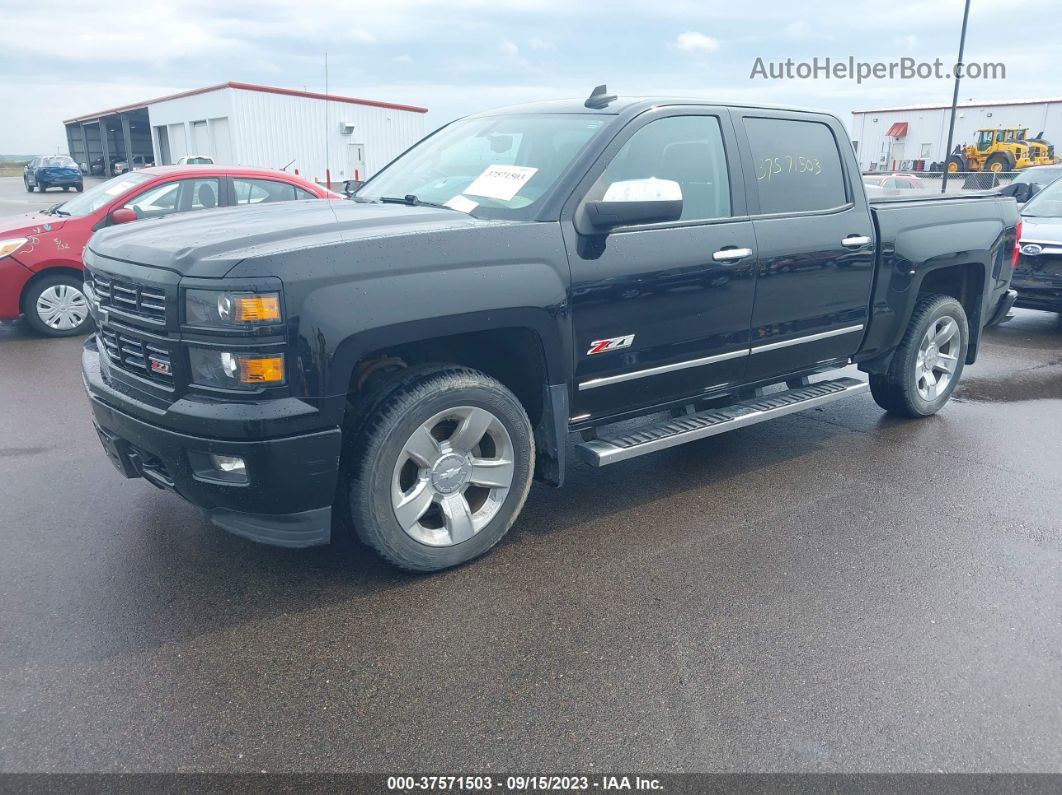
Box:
[391,405,515,547]
[915,315,960,401]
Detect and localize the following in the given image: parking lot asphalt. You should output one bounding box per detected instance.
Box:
[1,271,1061,769]
[0,175,106,218]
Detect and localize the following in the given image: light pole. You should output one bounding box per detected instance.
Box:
[941,0,973,194]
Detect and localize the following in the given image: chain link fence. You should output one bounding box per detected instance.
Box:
[863,170,1018,195]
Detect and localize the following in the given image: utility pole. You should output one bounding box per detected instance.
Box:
[320,52,329,188]
[941,0,972,194]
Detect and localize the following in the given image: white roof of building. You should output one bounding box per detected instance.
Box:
[853,97,1062,114]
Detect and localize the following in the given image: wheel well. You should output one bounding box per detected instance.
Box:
[19,267,84,312]
[918,262,985,363]
[346,327,548,427]
[918,263,983,320]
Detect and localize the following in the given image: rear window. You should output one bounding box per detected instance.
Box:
[40,156,77,168]
[744,117,848,214]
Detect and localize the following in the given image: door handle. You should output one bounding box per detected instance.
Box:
[712,247,753,262]
[841,235,871,248]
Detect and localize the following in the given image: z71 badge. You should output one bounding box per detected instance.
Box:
[587,334,635,355]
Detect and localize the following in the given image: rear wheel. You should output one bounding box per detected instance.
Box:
[870,294,968,417]
[22,274,92,337]
[24,179,33,192]
[945,155,965,173]
[346,365,535,572]
[75,184,84,192]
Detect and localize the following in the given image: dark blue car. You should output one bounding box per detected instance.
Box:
[23,155,84,193]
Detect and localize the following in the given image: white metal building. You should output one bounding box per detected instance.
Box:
[64,81,428,184]
[850,97,1062,172]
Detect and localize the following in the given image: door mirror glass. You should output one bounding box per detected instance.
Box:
[585,178,683,229]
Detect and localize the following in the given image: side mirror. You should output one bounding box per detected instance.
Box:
[343,179,364,197]
[1026,183,1042,201]
[584,178,683,230]
[109,207,137,225]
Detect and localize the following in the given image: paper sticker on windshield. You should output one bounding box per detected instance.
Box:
[444,195,479,213]
[465,165,538,201]
[104,181,137,196]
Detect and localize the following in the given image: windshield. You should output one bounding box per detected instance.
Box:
[357,114,605,218]
[1012,167,1062,186]
[40,156,77,168]
[1022,178,1062,218]
[48,172,153,218]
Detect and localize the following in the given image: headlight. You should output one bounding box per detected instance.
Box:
[0,238,28,259]
[188,348,285,390]
[185,289,282,327]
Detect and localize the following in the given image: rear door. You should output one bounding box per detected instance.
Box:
[734,112,875,382]
[564,107,756,420]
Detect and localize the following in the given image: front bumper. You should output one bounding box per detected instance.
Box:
[83,341,343,548]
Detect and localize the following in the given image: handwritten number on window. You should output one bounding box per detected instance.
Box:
[756,155,822,181]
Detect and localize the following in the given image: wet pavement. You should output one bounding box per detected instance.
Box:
[0,310,1060,773]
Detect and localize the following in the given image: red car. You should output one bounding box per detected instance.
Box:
[0,166,340,336]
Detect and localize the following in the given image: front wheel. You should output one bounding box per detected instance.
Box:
[22,274,93,337]
[870,294,969,417]
[346,366,535,571]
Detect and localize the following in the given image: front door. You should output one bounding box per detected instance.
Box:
[735,112,876,382]
[347,143,366,182]
[564,109,757,420]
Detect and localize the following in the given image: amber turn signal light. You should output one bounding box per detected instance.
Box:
[234,294,281,324]
[238,354,285,385]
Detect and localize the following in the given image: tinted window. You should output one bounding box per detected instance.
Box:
[124,182,181,220]
[234,178,298,205]
[294,187,317,200]
[187,178,220,210]
[744,117,848,214]
[590,115,732,222]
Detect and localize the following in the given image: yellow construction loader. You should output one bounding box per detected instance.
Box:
[945,127,1061,173]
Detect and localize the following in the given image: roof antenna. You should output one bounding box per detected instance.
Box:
[584,84,617,109]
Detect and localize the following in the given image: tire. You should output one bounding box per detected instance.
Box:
[75,184,84,192]
[63,186,70,192]
[37,183,46,193]
[984,153,1012,174]
[24,179,33,193]
[945,155,965,173]
[22,273,93,337]
[869,294,969,418]
[346,365,535,572]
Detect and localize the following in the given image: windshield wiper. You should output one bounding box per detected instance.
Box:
[378,195,458,211]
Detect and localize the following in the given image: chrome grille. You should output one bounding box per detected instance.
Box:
[87,270,167,324]
[99,326,173,384]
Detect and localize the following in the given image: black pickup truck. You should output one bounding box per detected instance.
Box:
[81,90,1019,571]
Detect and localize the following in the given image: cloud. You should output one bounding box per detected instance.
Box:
[894,34,918,50]
[528,38,554,50]
[392,53,413,63]
[675,31,719,54]
[499,40,521,57]
[783,21,808,40]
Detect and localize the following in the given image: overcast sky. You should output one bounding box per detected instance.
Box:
[1,0,1057,154]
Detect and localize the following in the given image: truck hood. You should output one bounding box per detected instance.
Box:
[1019,215,1062,243]
[87,199,507,278]
[0,212,69,237]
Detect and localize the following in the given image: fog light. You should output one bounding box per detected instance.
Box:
[189,450,249,485]
[211,454,246,475]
